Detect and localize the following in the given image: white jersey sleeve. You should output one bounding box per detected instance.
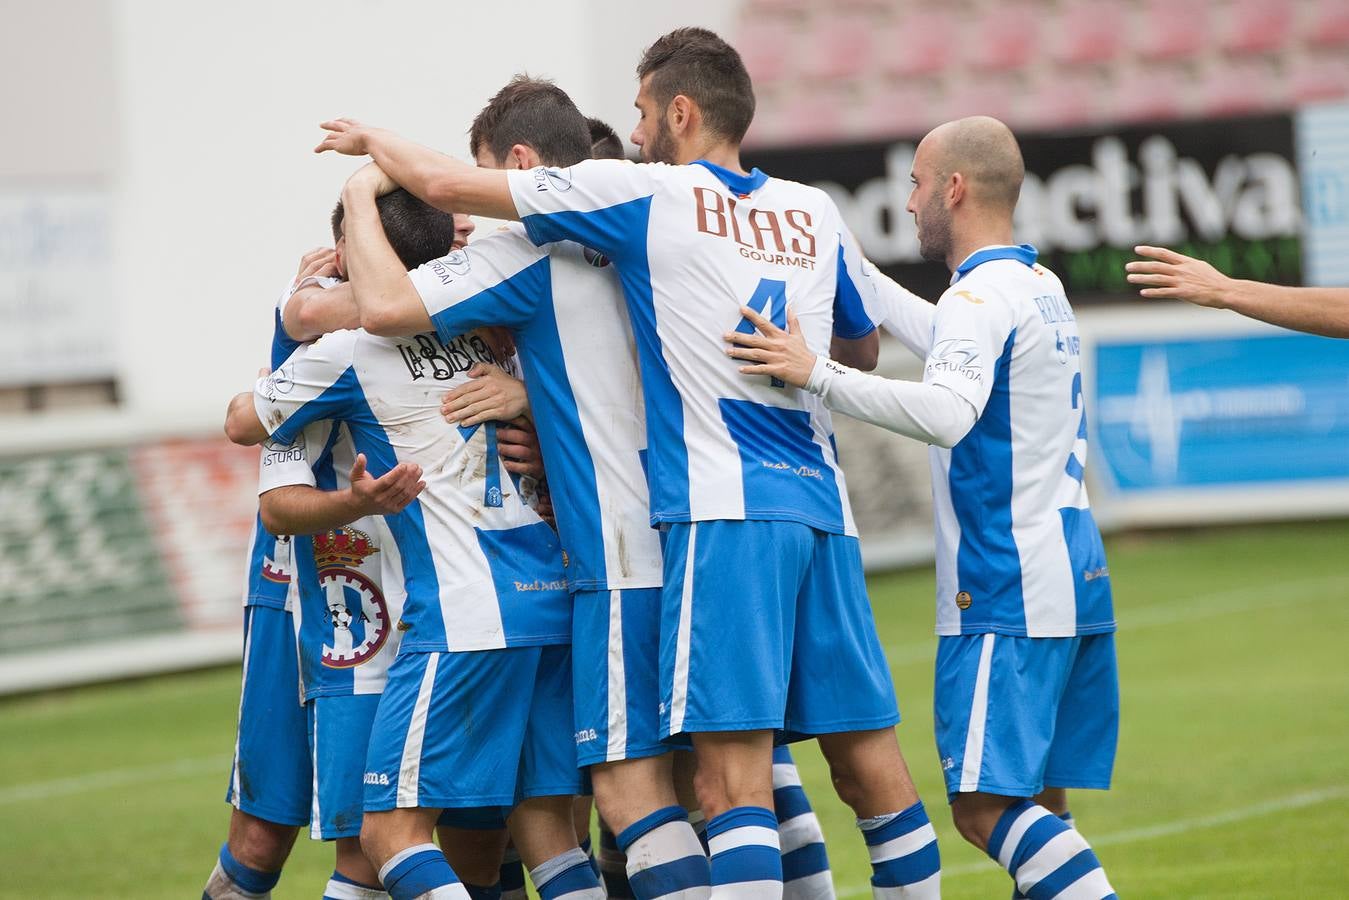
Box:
[871,266,935,359]
[923,283,1018,418]
[253,330,359,445]
[408,225,547,342]
[805,358,977,448]
[507,159,661,260]
[256,420,336,495]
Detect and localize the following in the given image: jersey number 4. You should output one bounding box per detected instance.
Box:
[735,278,788,388]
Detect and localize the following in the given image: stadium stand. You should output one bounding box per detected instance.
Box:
[739,0,1349,146]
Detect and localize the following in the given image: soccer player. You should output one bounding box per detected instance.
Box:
[224,163,601,900]
[1126,245,1349,338]
[726,115,1120,900]
[314,28,941,899]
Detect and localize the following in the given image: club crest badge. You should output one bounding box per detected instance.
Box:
[313,527,390,669]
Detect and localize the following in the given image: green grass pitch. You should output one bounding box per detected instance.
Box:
[2,520,1347,898]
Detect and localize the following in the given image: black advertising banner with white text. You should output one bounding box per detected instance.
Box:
[746,114,1301,304]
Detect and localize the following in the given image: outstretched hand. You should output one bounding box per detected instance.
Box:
[1125,245,1234,308]
[316,117,373,156]
[724,305,816,388]
[349,453,425,516]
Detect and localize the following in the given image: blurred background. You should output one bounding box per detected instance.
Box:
[4,0,1347,690]
[3,1,1349,897]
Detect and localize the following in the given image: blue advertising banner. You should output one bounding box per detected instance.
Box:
[1092,332,1349,493]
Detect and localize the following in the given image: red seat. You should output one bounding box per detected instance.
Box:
[965,3,1040,72]
[801,11,878,82]
[778,84,857,145]
[1024,70,1103,130]
[1112,66,1190,123]
[1306,0,1349,48]
[1220,0,1295,55]
[1053,0,1127,65]
[1289,54,1349,104]
[878,9,958,78]
[736,17,801,88]
[857,80,940,141]
[943,76,1017,123]
[1134,0,1210,61]
[1198,60,1275,116]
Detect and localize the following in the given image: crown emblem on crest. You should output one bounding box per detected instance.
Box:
[313,527,379,568]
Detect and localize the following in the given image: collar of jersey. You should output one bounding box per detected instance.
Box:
[951,243,1038,284]
[692,159,768,195]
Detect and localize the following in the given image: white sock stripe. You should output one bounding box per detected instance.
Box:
[782,869,834,898]
[996,805,1053,870]
[959,633,996,793]
[605,589,629,761]
[669,525,697,736]
[627,819,708,876]
[776,812,826,854]
[548,887,606,900]
[708,824,780,856]
[710,880,783,898]
[872,870,941,898]
[772,763,803,789]
[418,886,470,899]
[868,822,938,864]
[379,842,442,885]
[643,889,713,900]
[1055,865,1115,899]
[323,878,386,899]
[398,654,440,807]
[1015,830,1089,892]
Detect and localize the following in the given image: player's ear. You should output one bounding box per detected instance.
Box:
[669,93,694,135]
[948,171,966,207]
[508,144,534,170]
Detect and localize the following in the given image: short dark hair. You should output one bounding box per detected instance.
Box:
[469,75,591,168]
[636,27,755,145]
[330,189,457,269]
[586,116,625,160]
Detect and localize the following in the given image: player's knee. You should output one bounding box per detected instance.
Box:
[230,814,296,872]
[691,763,733,818]
[948,798,998,852]
[826,760,868,813]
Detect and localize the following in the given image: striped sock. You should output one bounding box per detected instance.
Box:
[580,835,602,881]
[204,843,281,899]
[598,823,636,898]
[771,748,834,900]
[1013,812,1075,899]
[988,801,1115,900]
[858,802,941,898]
[500,847,526,900]
[324,871,388,899]
[706,806,783,898]
[688,809,710,855]
[617,806,711,899]
[530,848,606,899]
[379,844,469,900]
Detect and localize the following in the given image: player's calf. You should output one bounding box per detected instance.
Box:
[204,811,300,899]
[508,795,605,899]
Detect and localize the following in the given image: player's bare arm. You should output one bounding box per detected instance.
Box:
[1126,245,1349,338]
[259,453,425,535]
[340,163,436,336]
[283,281,361,341]
[728,305,976,448]
[830,331,879,371]
[224,390,269,445]
[440,363,531,427]
[316,118,518,221]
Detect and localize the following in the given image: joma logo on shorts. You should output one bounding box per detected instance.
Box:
[575,728,598,744]
[363,772,390,786]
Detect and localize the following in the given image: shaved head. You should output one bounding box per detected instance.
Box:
[920,116,1024,212]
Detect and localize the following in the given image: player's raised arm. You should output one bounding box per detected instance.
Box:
[260,453,425,535]
[1126,245,1349,338]
[316,118,518,221]
[340,163,436,336]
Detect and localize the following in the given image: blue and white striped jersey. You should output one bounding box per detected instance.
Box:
[252,326,569,654]
[920,245,1114,637]
[408,224,662,593]
[506,159,877,535]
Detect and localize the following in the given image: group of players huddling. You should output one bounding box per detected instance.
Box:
[210,26,1119,900]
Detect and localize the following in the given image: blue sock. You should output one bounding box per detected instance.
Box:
[499,846,526,899]
[859,802,941,897]
[379,844,463,900]
[989,801,1115,900]
[463,884,502,900]
[217,842,282,896]
[597,824,635,899]
[771,747,832,900]
[616,805,711,899]
[1012,811,1075,899]
[706,806,782,895]
[324,870,386,899]
[579,835,601,880]
[530,848,605,899]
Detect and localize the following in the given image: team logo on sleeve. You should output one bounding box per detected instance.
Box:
[430,249,472,284]
[313,527,391,669]
[532,166,573,193]
[259,365,294,402]
[927,339,982,382]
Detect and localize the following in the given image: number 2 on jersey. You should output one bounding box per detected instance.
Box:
[736,278,789,387]
[1065,371,1087,484]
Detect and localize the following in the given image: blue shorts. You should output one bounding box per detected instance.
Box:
[659,520,900,738]
[935,632,1119,799]
[307,693,381,839]
[364,646,582,811]
[226,605,312,826]
[572,587,676,766]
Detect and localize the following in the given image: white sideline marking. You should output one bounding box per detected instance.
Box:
[0,755,229,805]
[883,573,1349,665]
[835,785,1349,896]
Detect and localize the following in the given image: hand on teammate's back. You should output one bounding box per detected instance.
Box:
[497,419,545,479]
[724,305,817,388]
[1125,245,1232,307]
[441,363,530,426]
[349,453,425,516]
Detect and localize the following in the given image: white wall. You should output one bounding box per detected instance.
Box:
[1,0,738,432]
